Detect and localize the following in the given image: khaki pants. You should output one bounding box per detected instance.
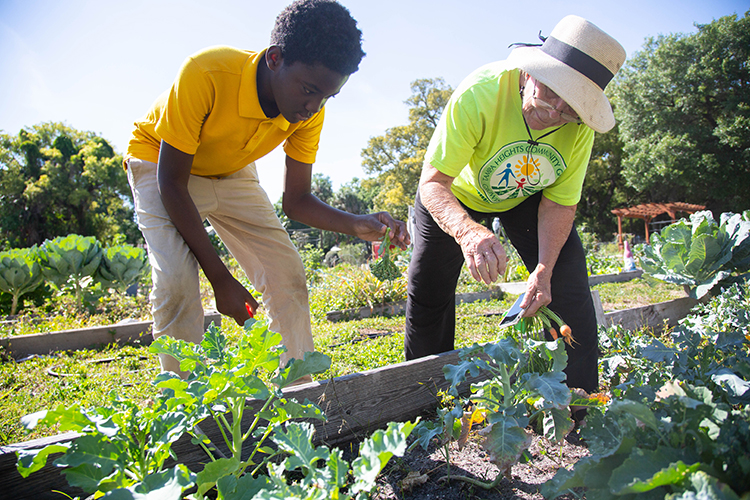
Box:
[126,158,315,374]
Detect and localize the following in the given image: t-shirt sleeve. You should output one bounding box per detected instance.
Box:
[542,125,595,206]
[283,107,325,164]
[424,90,483,177]
[154,56,214,155]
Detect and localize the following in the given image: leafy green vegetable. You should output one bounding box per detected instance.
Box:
[369,228,401,282]
[0,246,43,315]
[38,234,103,311]
[414,335,576,488]
[17,318,420,499]
[640,210,750,298]
[96,244,150,293]
[544,283,750,499]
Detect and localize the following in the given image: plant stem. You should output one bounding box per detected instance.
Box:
[443,471,504,490]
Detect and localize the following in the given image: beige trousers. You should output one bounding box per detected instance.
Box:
[126,158,315,374]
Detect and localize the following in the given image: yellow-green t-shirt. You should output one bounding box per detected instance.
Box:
[125,46,325,177]
[426,61,595,212]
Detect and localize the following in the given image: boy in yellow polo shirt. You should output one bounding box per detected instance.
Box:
[125,0,410,376]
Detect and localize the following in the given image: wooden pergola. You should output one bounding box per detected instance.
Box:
[611,202,706,249]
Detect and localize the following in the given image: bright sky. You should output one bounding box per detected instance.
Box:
[1,0,746,204]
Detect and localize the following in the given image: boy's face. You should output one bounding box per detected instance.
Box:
[269,56,349,124]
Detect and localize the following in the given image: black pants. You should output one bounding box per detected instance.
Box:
[404,191,599,393]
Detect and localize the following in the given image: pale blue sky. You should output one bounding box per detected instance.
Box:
[1,0,746,203]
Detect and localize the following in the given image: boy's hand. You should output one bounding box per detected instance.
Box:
[212,275,259,326]
[353,212,411,250]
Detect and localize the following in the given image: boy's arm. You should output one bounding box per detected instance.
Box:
[156,140,258,324]
[281,155,410,248]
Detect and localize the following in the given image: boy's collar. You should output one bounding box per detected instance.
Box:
[238,48,291,130]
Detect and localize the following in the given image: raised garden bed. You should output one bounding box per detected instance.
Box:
[0,292,698,499]
[0,311,222,360]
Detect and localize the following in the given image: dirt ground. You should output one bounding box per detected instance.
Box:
[368,429,588,500]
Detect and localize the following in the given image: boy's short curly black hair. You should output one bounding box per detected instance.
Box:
[270,0,365,75]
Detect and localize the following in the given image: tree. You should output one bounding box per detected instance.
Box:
[611,11,750,215]
[361,78,453,221]
[576,120,642,239]
[0,122,140,249]
[274,174,373,252]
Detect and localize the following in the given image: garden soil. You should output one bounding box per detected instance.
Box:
[350,427,588,500]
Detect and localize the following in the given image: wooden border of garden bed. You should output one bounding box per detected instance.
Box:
[0,312,222,360]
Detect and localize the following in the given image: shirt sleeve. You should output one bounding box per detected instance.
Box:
[542,125,595,206]
[154,56,215,155]
[424,89,483,178]
[283,107,325,164]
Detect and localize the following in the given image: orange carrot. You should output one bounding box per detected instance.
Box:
[560,324,575,346]
[549,327,559,340]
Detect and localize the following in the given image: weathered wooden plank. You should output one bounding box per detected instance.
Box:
[604,296,699,331]
[588,269,643,286]
[591,289,606,326]
[0,312,222,359]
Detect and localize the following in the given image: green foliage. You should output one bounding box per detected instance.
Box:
[640,210,750,298]
[308,263,407,319]
[17,319,418,499]
[576,121,643,239]
[0,247,44,315]
[611,11,750,213]
[369,228,402,282]
[337,242,367,266]
[17,394,196,498]
[361,78,453,221]
[97,244,150,293]
[544,284,750,499]
[298,243,325,285]
[414,335,574,486]
[38,234,103,312]
[0,122,140,249]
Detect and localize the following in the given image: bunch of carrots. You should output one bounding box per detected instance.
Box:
[514,305,576,346]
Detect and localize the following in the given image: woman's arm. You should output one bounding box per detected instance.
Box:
[419,163,507,284]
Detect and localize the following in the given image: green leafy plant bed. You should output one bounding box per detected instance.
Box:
[6,319,422,500]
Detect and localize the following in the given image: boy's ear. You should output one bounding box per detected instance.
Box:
[266,46,283,70]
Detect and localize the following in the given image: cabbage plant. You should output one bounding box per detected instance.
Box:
[640,210,750,298]
[0,246,44,315]
[96,244,150,293]
[38,234,103,311]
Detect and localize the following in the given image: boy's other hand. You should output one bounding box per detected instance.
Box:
[213,276,259,326]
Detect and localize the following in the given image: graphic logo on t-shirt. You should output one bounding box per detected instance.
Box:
[477,141,566,204]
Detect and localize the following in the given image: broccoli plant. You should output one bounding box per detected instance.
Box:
[369,228,401,282]
[18,318,419,500]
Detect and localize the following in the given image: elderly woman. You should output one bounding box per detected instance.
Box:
[405,15,626,407]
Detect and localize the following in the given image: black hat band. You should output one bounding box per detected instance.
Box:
[541,36,614,90]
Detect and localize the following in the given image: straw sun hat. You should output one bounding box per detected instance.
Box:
[507,15,626,133]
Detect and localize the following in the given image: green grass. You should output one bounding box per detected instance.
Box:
[593,277,685,312]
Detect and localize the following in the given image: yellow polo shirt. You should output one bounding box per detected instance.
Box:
[125,46,325,177]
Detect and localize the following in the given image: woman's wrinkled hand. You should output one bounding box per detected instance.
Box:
[456,227,508,285]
